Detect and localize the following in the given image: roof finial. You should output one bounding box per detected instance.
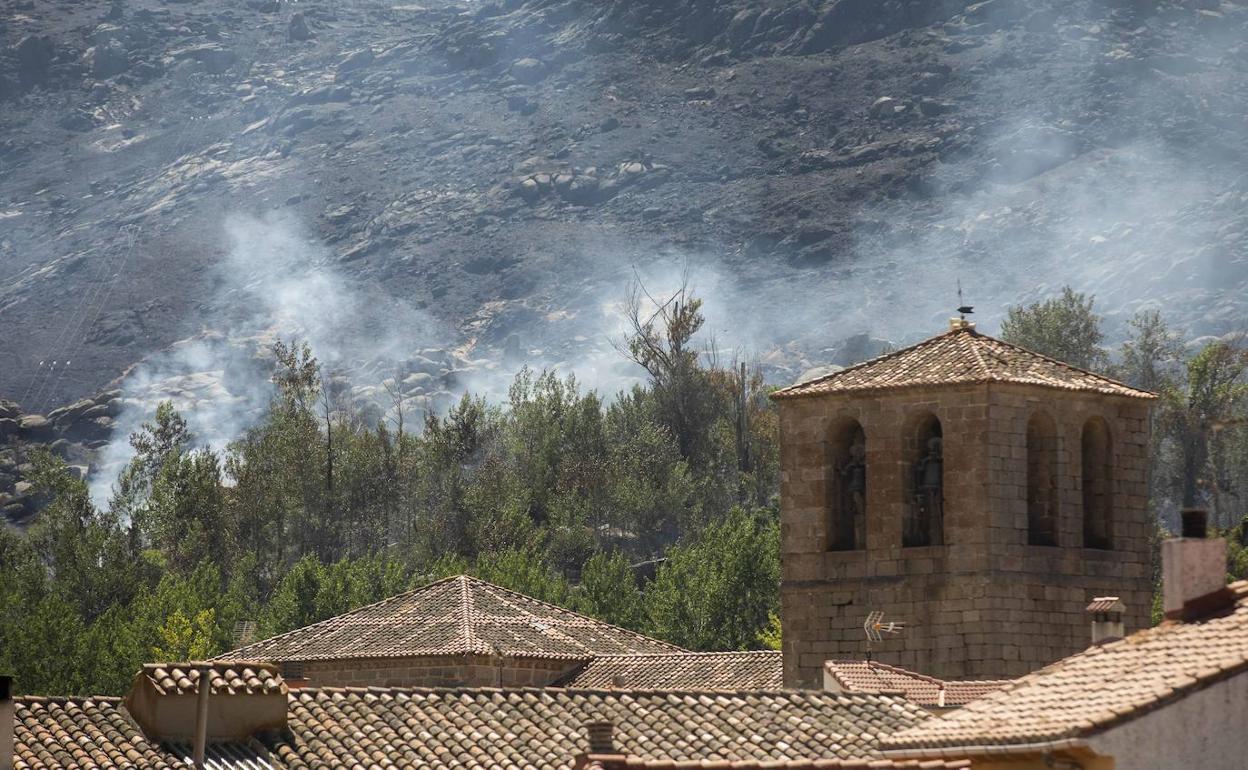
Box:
[951,280,975,331]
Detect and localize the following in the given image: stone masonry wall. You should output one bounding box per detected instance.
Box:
[779,383,1152,687]
[301,654,580,688]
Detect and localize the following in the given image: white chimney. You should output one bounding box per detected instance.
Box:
[1086,597,1125,644]
[1,675,14,770]
[1162,509,1230,621]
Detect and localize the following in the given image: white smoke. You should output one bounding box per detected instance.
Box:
[90,211,446,506]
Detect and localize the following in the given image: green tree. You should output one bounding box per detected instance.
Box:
[1157,340,1248,519]
[152,608,217,661]
[1000,286,1106,369]
[645,507,780,650]
[576,551,645,630]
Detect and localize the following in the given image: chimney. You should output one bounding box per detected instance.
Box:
[1,675,13,770]
[1162,509,1231,622]
[193,663,211,770]
[1086,597,1126,644]
[572,720,623,770]
[585,720,616,754]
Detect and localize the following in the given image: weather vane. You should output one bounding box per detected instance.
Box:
[957,279,973,320]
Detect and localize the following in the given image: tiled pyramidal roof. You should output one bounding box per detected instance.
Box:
[772,326,1154,400]
[884,581,1248,753]
[12,687,936,770]
[824,661,1008,709]
[222,574,684,662]
[560,651,783,689]
[139,661,287,696]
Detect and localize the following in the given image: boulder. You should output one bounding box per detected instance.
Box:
[337,47,375,76]
[509,57,547,84]
[287,11,313,41]
[869,96,903,118]
[171,43,236,74]
[18,414,52,439]
[87,40,129,79]
[15,34,55,86]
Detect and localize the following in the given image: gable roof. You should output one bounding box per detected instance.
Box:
[771,325,1154,400]
[138,660,287,696]
[558,651,783,690]
[824,661,1008,709]
[883,580,1248,755]
[13,686,936,770]
[221,574,684,662]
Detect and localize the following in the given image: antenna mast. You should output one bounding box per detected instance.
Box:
[863,611,904,661]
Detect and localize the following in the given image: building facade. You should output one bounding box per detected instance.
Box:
[773,322,1155,685]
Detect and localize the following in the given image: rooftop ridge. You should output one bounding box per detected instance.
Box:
[288,684,892,699]
[772,325,1155,400]
[216,575,466,660]
[460,574,480,654]
[220,573,683,662]
[14,695,125,704]
[455,574,687,653]
[774,327,966,396]
[584,650,782,659]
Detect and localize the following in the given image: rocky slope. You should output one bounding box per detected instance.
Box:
[2,0,1247,517]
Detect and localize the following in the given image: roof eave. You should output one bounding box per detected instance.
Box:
[882,736,1089,760]
[770,379,1156,401]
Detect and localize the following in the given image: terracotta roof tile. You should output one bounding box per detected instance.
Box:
[884,581,1248,753]
[13,696,178,770]
[14,687,936,770]
[140,661,287,696]
[824,661,1008,708]
[221,574,683,662]
[771,327,1153,400]
[559,652,783,690]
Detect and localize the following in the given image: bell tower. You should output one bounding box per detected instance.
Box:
[772,321,1155,687]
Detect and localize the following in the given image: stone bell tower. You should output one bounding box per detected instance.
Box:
[772,320,1155,687]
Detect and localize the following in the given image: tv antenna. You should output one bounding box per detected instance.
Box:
[956,280,974,320]
[864,611,904,661]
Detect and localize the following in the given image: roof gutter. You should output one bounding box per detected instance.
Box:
[882,736,1089,760]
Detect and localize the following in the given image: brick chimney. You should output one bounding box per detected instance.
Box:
[572,720,624,770]
[585,720,616,754]
[1086,597,1125,644]
[1162,509,1231,622]
[1,675,13,770]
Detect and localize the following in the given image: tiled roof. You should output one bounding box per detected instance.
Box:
[771,326,1154,400]
[582,757,971,769]
[825,661,1008,709]
[558,652,783,690]
[139,661,287,696]
[884,581,1248,753]
[13,696,178,770]
[221,574,684,662]
[13,687,936,770]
